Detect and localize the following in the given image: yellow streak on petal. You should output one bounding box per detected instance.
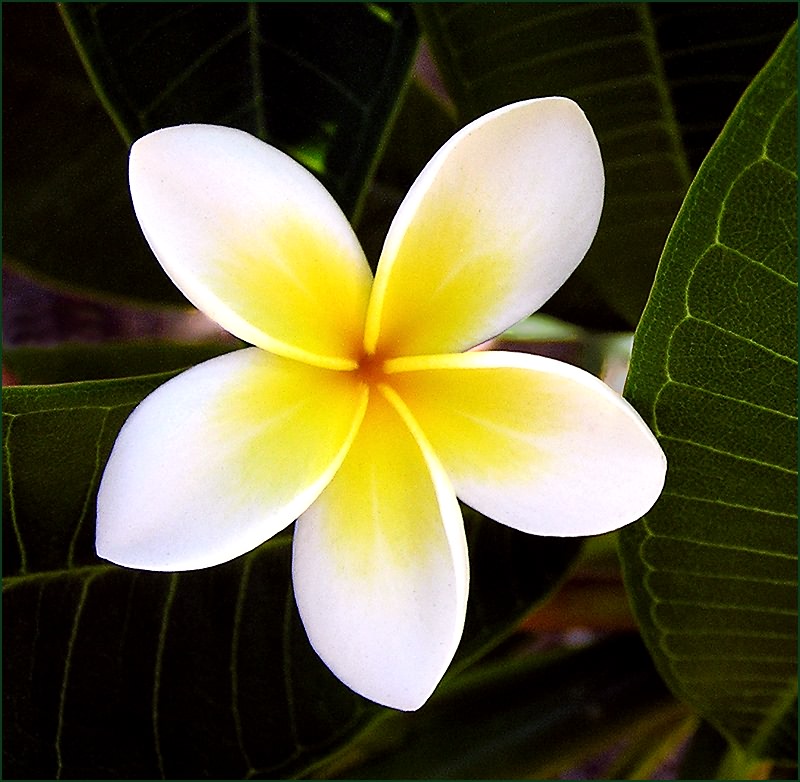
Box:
[388,355,557,489]
[96,348,369,572]
[308,386,457,578]
[365,98,604,358]
[364,190,518,357]
[131,125,372,370]
[211,352,368,517]
[292,381,468,710]
[387,350,666,536]
[204,212,369,367]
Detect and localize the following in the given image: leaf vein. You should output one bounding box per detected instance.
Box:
[55,573,101,779]
[643,532,797,560]
[666,381,797,420]
[713,240,797,285]
[68,408,113,567]
[140,22,249,120]
[466,30,648,85]
[231,556,254,770]
[664,629,795,639]
[247,3,267,140]
[680,673,796,685]
[658,491,796,517]
[659,434,797,474]
[763,92,798,176]
[3,564,121,590]
[683,314,797,364]
[648,566,796,587]
[663,652,796,664]
[265,41,365,111]
[450,4,590,52]
[3,413,27,574]
[153,573,179,780]
[651,597,795,616]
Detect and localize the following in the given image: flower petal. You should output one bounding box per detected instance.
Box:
[130,125,372,369]
[292,386,469,710]
[364,97,604,357]
[97,348,367,571]
[387,351,666,536]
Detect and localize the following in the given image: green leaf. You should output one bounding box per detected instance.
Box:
[313,634,686,779]
[59,2,418,221]
[4,3,418,303]
[2,4,175,303]
[2,376,580,778]
[3,339,242,385]
[619,24,797,765]
[356,78,458,267]
[416,2,795,329]
[372,78,457,194]
[650,3,798,172]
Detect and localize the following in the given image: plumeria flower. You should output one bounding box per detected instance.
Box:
[97,97,666,711]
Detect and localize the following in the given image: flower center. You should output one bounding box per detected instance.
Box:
[355,351,388,387]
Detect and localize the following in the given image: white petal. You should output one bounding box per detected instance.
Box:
[292,387,468,710]
[97,348,367,570]
[387,351,666,536]
[130,125,372,369]
[364,97,604,356]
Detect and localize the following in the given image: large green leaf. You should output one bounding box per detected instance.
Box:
[2,4,172,302]
[59,2,418,220]
[619,24,797,765]
[4,3,418,303]
[2,375,580,778]
[416,2,796,330]
[313,633,685,779]
[357,78,458,266]
[3,340,242,385]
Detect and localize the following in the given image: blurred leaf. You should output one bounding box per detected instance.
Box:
[356,78,457,266]
[3,339,241,385]
[373,77,457,193]
[678,719,736,780]
[3,4,172,302]
[4,3,418,303]
[604,714,698,780]
[313,634,686,779]
[2,375,580,778]
[619,24,797,766]
[416,2,795,329]
[650,3,798,171]
[60,2,418,219]
[676,719,779,781]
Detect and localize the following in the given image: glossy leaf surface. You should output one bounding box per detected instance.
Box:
[619,25,797,765]
[4,3,418,304]
[317,634,685,779]
[416,3,796,329]
[3,340,241,385]
[2,375,580,777]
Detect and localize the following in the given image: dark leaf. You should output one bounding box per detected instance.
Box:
[619,24,797,765]
[3,374,580,778]
[316,634,685,779]
[417,2,795,329]
[4,3,418,303]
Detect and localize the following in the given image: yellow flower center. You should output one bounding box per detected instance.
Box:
[355,350,390,388]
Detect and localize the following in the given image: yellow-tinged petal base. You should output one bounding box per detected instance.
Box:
[387,351,666,537]
[365,98,604,357]
[97,348,367,571]
[130,125,372,369]
[202,210,368,367]
[292,386,468,710]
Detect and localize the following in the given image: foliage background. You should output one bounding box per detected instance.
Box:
[3,3,797,779]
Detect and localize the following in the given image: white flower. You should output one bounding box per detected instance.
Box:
[96,97,666,711]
